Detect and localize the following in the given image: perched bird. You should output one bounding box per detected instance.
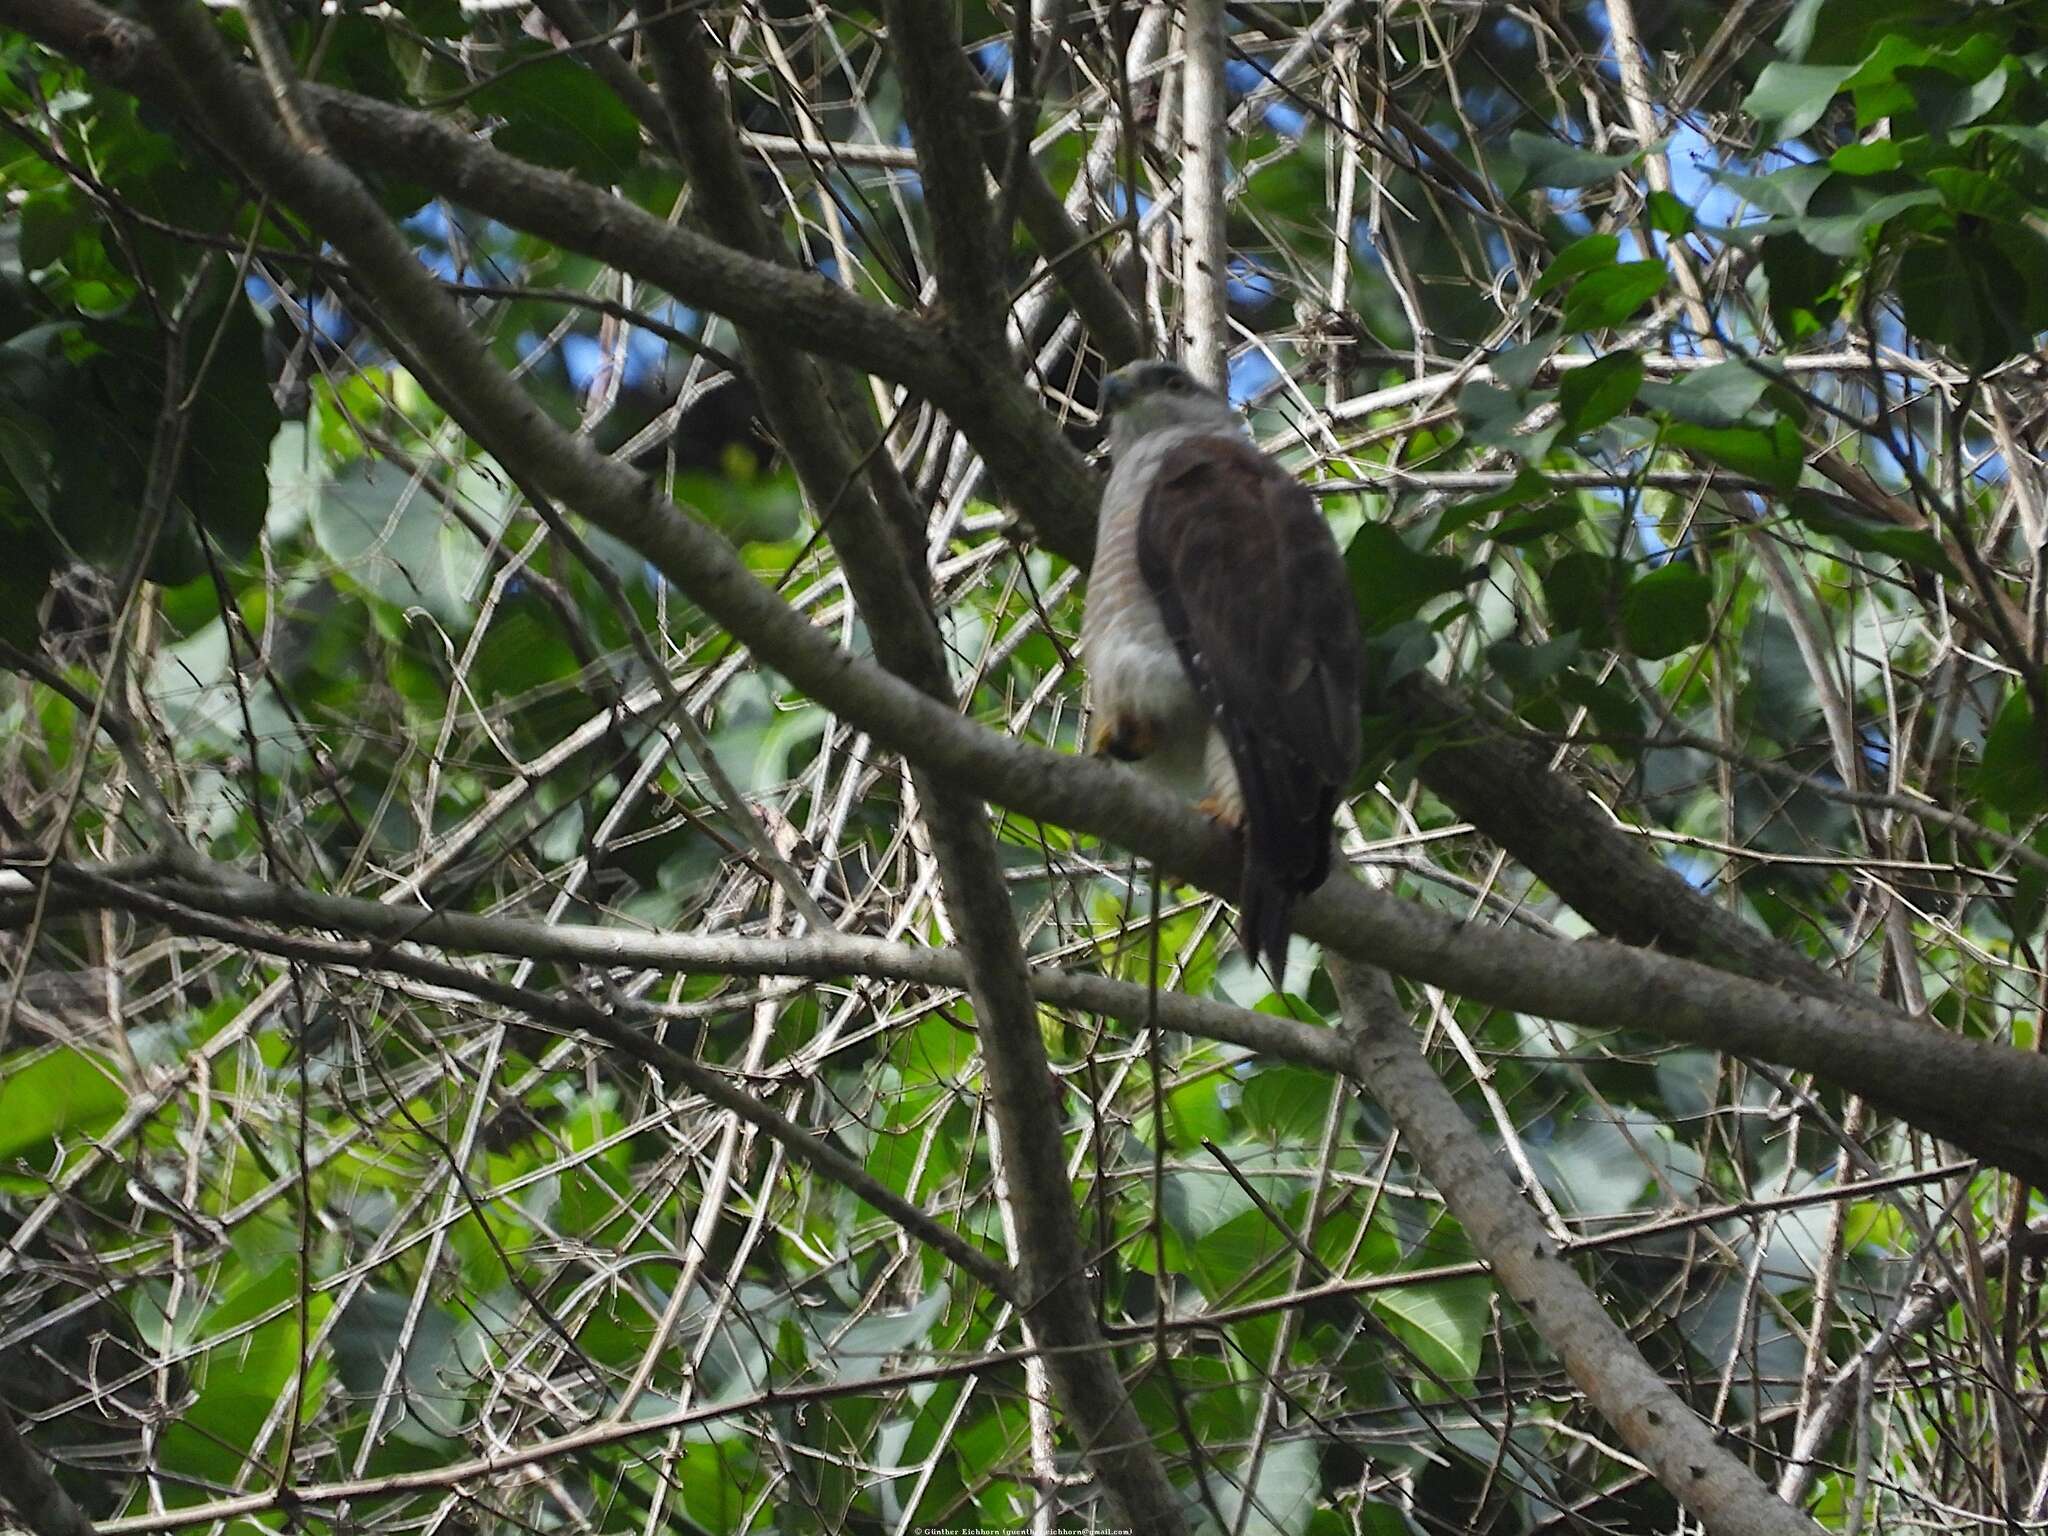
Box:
[1083,359,1364,975]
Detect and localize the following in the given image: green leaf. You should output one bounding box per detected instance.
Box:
[1760,234,1842,341]
[1978,691,2048,819]
[473,54,642,183]
[1558,667,1647,742]
[397,0,466,35]
[1559,261,1667,331]
[1621,561,1713,659]
[1774,0,1826,55]
[1359,619,1438,705]
[1377,1280,1487,1384]
[1457,380,1539,449]
[1664,416,1805,489]
[1492,500,1580,545]
[0,542,51,650]
[1927,166,2026,222]
[2008,827,2048,938]
[19,189,84,272]
[1530,234,1618,300]
[1556,349,1642,437]
[1542,550,1615,639]
[1901,60,2009,134]
[1639,360,1773,429]
[1215,1440,1321,1536]
[1644,189,1694,236]
[1897,235,2030,372]
[1433,467,1551,540]
[1794,175,1941,257]
[172,293,282,561]
[1489,339,1553,398]
[1243,1067,1340,1144]
[0,483,54,650]
[1508,130,1653,190]
[1709,163,1830,220]
[1345,521,1476,632]
[1974,122,2048,165]
[315,15,405,103]
[1828,140,1902,175]
[1487,631,1580,690]
[1164,1166,1258,1249]
[1744,61,1856,138]
[1786,493,1959,577]
[0,1048,125,1165]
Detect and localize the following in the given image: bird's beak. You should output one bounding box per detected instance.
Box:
[1099,366,1138,414]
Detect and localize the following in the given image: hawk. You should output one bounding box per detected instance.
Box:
[1083,360,1363,974]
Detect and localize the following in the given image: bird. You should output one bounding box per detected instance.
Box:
[1082,359,1364,976]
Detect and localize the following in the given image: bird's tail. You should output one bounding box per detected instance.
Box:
[1238,862,1296,982]
[1232,735,1337,981]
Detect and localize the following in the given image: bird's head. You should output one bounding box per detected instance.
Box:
[1098,360,1240,451]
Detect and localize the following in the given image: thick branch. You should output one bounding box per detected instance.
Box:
[0,1405,96,1536]
[16,0,2040,1184]
[1330,956,1822,1536]
[1178,0,1230,387]
[954,49,1145,364]
[11,861,1352,1073]
[643,19,1185,1532]
[880,0,1011,344]
[2,0,959,400]
[1390,676,1858,1004]
[526,0,679,156]
[11,0,1926,1018]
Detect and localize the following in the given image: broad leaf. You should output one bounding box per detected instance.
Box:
[1508,130,1655,190]
[1744,62,1856,138]
[1556,349,1642,437]
[1559,262,1667,331]
[473,54,643,183]
[1346,522,1476,631]
[1978,691,2048,819]
[1664,416,1805,489]
[1530,234,1618,299]
[1621,561,1713,659]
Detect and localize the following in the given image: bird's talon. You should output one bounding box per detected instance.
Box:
[1195,793,1245,831]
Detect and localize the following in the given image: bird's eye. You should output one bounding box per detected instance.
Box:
[1167,374,1191,392]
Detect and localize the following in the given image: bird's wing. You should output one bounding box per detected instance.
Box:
[1136,433,1363,968]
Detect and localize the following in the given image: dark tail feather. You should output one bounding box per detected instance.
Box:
[1231,739,1338,981]
[1238,862,1296,980]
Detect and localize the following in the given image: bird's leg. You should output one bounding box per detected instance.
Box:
[1088,712,1157,762]
[1197,730,1246,829]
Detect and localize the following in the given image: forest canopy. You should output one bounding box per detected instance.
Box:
[4,0,2048,1533]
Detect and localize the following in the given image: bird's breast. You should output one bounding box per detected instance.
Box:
[1084,436,1204,728]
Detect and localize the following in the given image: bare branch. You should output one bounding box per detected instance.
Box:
[0,1405,97,1536]
[880,0,1011,345]
[1330,954,1824,1536]
[1178,0,1229,386]
[642,17,1186,1529]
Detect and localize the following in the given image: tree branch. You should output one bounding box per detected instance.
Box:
[0,0,961,399]
[0,1404,96,1536]
[19,0,2043,1206]
[1178,0,1230,387]
[0,0,1871,1016]
[49,863,1018,1294]
[11,858,1353,1072]
[880,0,1012,345]
[954,40,1145,365]
[1329,955,1824,1536]
[641,17,1186,1531]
